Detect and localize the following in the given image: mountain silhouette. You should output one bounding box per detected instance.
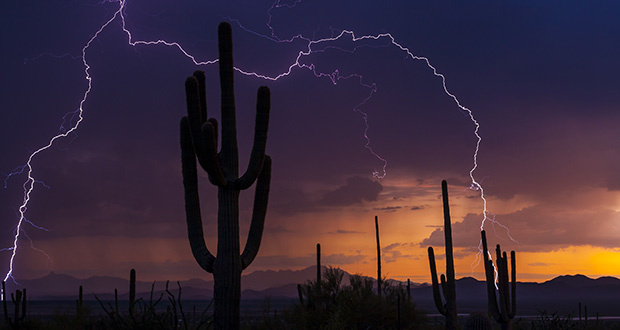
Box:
[8,269,620,316]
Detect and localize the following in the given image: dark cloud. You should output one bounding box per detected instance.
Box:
[373,206,401,213]
[269,186,314,215]
[320,176,383,206]
[270,177,384,216]
[329,230,364,234]
[382,242,418,263]
[529,263,555,267]
[265,225,294,234]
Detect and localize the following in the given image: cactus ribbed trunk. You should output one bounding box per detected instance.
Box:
[180,22,272,330]
[214,187,242,327]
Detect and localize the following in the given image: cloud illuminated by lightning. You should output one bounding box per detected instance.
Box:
[4,0,514,289]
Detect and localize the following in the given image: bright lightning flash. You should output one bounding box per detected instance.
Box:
[4,0,514,293]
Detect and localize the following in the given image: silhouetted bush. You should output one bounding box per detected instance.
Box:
[256,267,427,330]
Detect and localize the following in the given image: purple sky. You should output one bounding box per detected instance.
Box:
[1,0,619,283]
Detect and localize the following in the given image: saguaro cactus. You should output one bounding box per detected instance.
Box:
[180,22,271,330]
[2,282,27,328]
[481,230,516,330]
[427,180,458,330]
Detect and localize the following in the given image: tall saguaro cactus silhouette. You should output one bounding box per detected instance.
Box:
[427,180,458,330]
[180,22,271,329]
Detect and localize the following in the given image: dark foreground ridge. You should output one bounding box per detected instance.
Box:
[8,269,620,316]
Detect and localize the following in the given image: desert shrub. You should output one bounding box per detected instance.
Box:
[275,267,426,330]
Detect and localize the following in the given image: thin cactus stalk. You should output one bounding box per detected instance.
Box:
[315,243,322,307]
[181,22,271,330]
[481,230,516,330]
[76,285,83,317]
[427,180,458,330]
[407,279,411,301]
[375,215,382,298]
[297,284,304,305]
[129,268,136,317]
[317,243,321,289]
[114,288,119,315]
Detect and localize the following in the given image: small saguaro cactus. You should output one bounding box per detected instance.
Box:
[481,230,516,330]
[427,180,458,330]
[2,281,27,328]
[180,22,271,330]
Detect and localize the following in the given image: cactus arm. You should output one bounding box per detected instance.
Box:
[185,75,226,187]
[428,246,448,315]
[201,121,227,186]
[208,118,219,150]
[440,274,448,302]
[510,250,517,319]
[482,230,501,320]
[185,77,209,166]
[192,70,208,121]
[240,155,271,270]
[181,117,216,273]
[237,86,270,190]
[218,22,239,178]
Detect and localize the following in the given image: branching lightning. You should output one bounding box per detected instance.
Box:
[4,0,514,290]
[1,3,123,288]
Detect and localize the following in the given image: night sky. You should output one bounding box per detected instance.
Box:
[1,0,619,284]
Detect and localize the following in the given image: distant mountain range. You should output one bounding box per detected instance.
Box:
[8,268,620,316]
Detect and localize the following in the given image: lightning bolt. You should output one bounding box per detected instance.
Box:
[2,1,125,289]
[4,0,515,291]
